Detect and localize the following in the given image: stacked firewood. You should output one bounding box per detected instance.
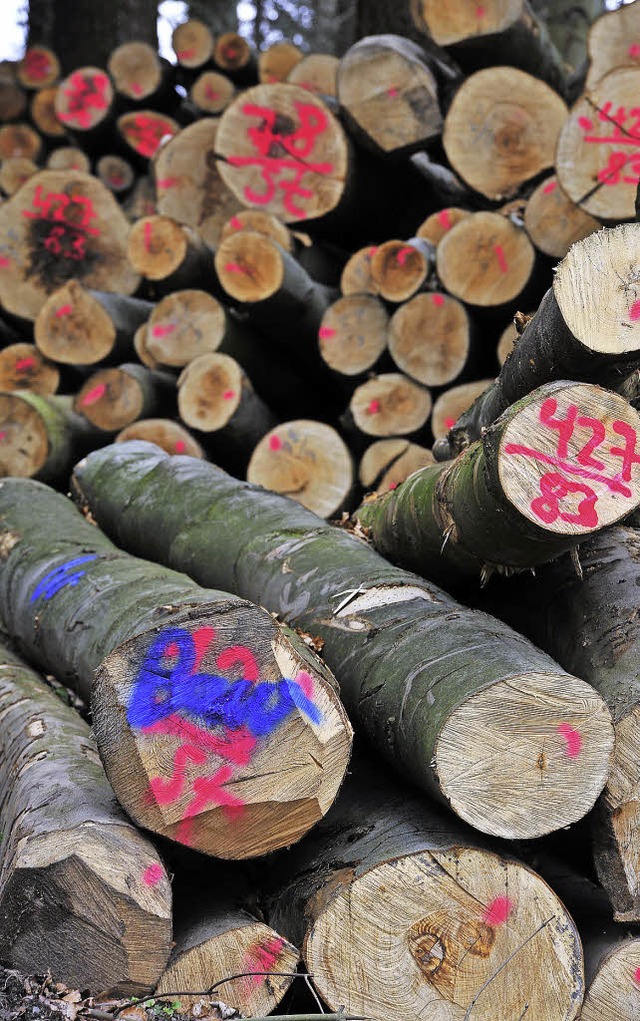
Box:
[2,3,640,1019]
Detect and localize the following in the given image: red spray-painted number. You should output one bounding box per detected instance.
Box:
[579,103,640,186]
[57,71,110,129]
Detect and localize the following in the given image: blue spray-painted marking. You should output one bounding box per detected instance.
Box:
[127,627,322,737]
[30,554,98,603]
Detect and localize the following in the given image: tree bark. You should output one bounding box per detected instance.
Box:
[72,440,614,842]
[0,478,352,859]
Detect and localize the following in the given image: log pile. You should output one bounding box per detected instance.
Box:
[3,4,640,1018]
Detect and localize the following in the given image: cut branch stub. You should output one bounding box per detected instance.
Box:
[153,117,244,242]
[389,291,471,388]
[215,83,349,224]
[586,3,640,89]
[337,34,443,156]
[0,169,140,321]
[247,420,353,518]
[54,67,114,134]
[443,66,567,200]
[556,67,640,221]
[524,174,601,259]
[117,109,180,163]
[436,211,535,307]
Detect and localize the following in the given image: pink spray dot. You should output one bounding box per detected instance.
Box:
[15,358,35,372]
[483,896,513,926]
[229,215,243,229]
[81,383,106,407]
[0,257,10,268]
[431,293,445,307]
[368,246,378,257]
[143,221,153,251]
[629,299,640,321]
[634,966,640,984]
[225,262,245,275]
[152,323,176,338]
[55,304,73,317]
[157,177,179,189]
[543,180,557,194]
[387,86,400,98]
[396,246,414,266]
[389,482,398,490]
[174,440,186,453]
[130,82,143,96]
[629,43,640,59]
[494,245,509,273]
[437,209,452,231]
[269,435,282,451]
[367,399,380,415]
[222,389,236,400]
[143,864,164,886]
[557,722,582,757]
[445,416,456,429]
[0,433,6,442]
[475,5,486,17]
[578,116,594,132]
[204,84,220,100]
[319,326,336,339]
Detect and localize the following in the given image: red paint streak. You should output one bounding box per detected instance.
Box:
[494,245,509,273]
[319,326,336,339]
[437,209,452,231]
[145,714,256,766]
[269,435,282,451]
[174,440,186,453]
[504,442,632,497]
[130,82,143,96]
[217,645,260,682]
[634,966,640,984]
[431,293,445,307]
[445,416,456,429]
[629,43,640,59]
[396,245,414,266]
[389,482,398,490]
[222,389,236,399]
[387,86,400,98]
[204,84,220,101]
[0,433,6,441]
[367,399,380,415]
[143,221,153,252]
[152,323,176,338]
[177,48,196,60]
[296,671,314,699]
[55,304,73,319]
[0,257,10,268]
[225,262,246,274]
[177,765,246,843]
[483,896,513,926]
[15,358,36,372]
[192,626,217,671]
[110,173,125,187]
[150,743,206,804]
[230,215,244,229]
[368,246,378,256]
[578,116,594,132]
[81,383,106,407]
[157,177,179,189]
[126,114,177,159]
[244,937,285,987]
[543,180,558,194]
[629,299,640,321]
[143,864,164,886]
[23,49,51,81]
[558,722,582,757]
[165,642,179,658]
[475,5,486,17]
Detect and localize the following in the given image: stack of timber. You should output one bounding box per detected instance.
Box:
[6,4,640,1017]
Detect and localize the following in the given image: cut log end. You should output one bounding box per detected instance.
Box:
[156,920,298,1015]
[178,352,245,431]
[93,601,352,858]
[220,209,293,251]
[437,211,535,306]
[524,174,601,260]
[581,939,640,1021]
[54,68,113,133]
[258,43,304,84]
[306,846,584,1021]
[0,393,48,477]
[108,42,163,102]
[436,671,614,839]
[288,54,339,98]
[118,110,179,162]
[17,47,60,90]
[431,378,494,439]
[190,71,236,114]
[350,373,432,437]
[128,215,188,280]
[247,420,353,519]
[116,418,204,459]
[318,294,389,375]
[497,381,640,535]
[215,231,284,302]
[214,33,254,73]
[0,344,59,395]
[416,0,523,45]
[340,245,380,297]
[389,291,470,387]
[147,290,226,367]
[370,239,430,303]
[172,19,214,69]
[74,367,146,432]
[416,206,471,246]
[35,281,116,366]
[360,438,435,493]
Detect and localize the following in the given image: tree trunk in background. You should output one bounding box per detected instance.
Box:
[530,0,605,70]
[28,0,158,73]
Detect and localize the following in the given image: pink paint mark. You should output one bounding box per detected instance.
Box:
[483,896,513,927]
[431,293,445,307]
[229,215,244,229]
[157,177,179,189]
[225,262,246,274]
[174,440,186,453]
[0,433,6,442]
[476,5,486,17]
[543,180,558,194]
[558,722,582,757]
[152,323,176,338]
[145,714,256,766]
[629,43,640,59]
[177,48,196,61]
[130,82,143,96]
[55,303,73,318]
[143,864,164,886]
[204,84,220,101]
[367,399,380,415]
[319,325,336,339]
[368,246,378,257]
[265,73,278,83]
[494,245,509,273]
[143,221,153,251]
[437,209,452,231]
[396,245,414,266]
[295,671,314,699]
[578,116,594,132]
[15,358,35,372]
[217,644,260,682]
[269,435,282,451]
[389,482,398,490]
[189,627,216,671]
[150,743,206,804]
[387,86,400,98]
[177,765,246,844]
[634,967,640,984]
[222,389,236,400]
[445,416,456,429]
[81,383,106,407]
[629,299,640,321]
[244,937,285,987]
[0,257,10,268]
[165,642,180,658]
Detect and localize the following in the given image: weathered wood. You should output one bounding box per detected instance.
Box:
[107,42,168,105]
[436,210,536,307]
[416,205,471,246]
[145,289,225,368]
[0,169,140,321]
[74,362,175,433]
[71,441,616,840]
[0,156,38,196]
[556,67,640,221]
[359,438,435,493]
[116,417,204,458]
[0,478,352,859]
[266,758,584,1021]
[340,243,379,296]
[443,66,568,200]
[318,294,389,377]
[0,343,59,395]
[524,174,601,258]
[0,392,104,483]
[389,291,473,388]
[0,123,42,162]
[0,638,172,995]
[247,420,353,518]
[172,19,214,71]
[586,3,640,89]
[357,381,640,584]
[349,372,432,439]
